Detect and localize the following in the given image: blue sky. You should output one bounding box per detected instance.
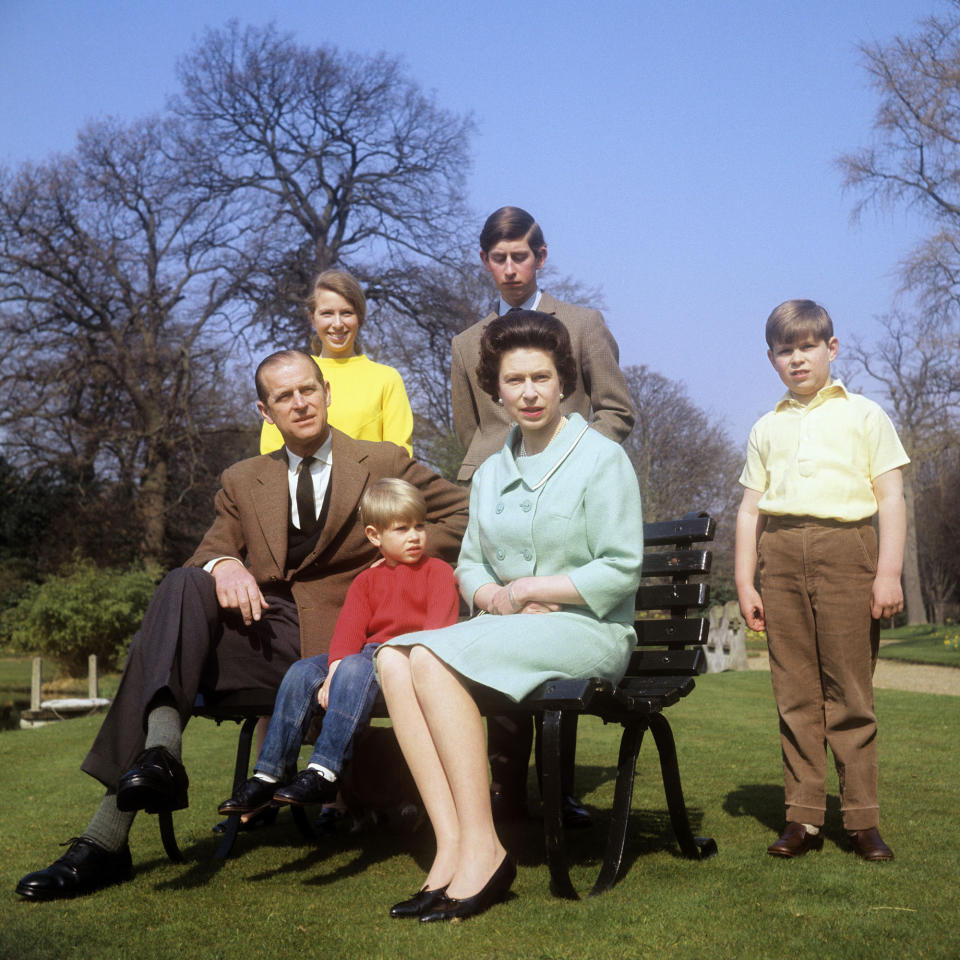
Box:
[0,0,936,447]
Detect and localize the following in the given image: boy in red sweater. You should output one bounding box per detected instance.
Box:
[218,478,460,816]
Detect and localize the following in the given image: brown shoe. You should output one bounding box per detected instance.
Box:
[847,827,894,861]
[767,822,824,858]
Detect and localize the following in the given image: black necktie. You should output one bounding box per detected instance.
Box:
[296,456,316,534]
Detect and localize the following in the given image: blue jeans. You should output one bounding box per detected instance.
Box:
[254,644,380,780]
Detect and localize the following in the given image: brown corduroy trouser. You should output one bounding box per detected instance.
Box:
[759,516,881,831]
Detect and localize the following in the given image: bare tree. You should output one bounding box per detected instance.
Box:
[621,365,740,593]
[0,116,257,566]
[838,6,960,622]
[844,313,960,623]
[170,21,475,350]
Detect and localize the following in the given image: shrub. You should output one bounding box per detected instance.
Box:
[0,558,161,676]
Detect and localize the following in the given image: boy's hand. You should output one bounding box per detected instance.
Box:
[317,659,340,710]
[871,575,904,621]
[737,587,765,632]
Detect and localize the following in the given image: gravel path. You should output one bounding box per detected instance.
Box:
[747,653,960,696]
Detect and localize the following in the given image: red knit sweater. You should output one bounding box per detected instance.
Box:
[327,556,460,663]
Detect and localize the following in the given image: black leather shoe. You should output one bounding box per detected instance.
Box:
[272,769,338,807]
[767,822,824,858]
[419,855,516,923]
[217,776,279,817]
[562,794,593,829]
[390,885,448,918]
[117,746,189,813]
[15,837,133,901]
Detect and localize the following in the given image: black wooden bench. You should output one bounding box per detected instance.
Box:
[157,511,718,898]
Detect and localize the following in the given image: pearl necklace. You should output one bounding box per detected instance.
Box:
[518,416,567,457]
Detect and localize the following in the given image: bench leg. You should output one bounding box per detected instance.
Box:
[213,714,261,860]
[648,713,717,861]
[158,810,184,862]
[540,708,578,900]
[589,719,646,896]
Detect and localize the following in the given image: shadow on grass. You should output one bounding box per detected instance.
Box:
[723,783,848,843]
[144,762,709,895]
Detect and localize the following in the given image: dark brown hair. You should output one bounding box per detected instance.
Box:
[477,311,577,400]
[479,206,546,255]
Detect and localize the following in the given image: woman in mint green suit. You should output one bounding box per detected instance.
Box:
[376,311,643,923]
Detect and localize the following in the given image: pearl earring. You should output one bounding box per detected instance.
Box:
[559,393,564,400]
[496,398,503,405]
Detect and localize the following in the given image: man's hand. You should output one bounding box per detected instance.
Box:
[317,660,340,710]
[212,559,269,625]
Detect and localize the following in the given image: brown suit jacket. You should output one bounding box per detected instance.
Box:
[450,292,636,480]
[186,429,469,658]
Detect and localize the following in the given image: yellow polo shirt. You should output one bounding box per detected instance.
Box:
[739,380,909,521]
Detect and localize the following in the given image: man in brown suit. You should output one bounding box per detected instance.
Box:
[451,206,636,826]
[16,350,468,901]
[450,206,636,482]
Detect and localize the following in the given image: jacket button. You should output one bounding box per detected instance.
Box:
[496,549,505,560]
[520,500,532,512]
[523,549,533,561]
[495,502,505,514]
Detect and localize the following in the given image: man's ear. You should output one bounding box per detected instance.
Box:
[534,243,548,269]
[256,400,276,425]
[364,524,382,549]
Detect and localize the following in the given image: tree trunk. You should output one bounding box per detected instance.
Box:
[138,453,169,569]
[901,467,927,624]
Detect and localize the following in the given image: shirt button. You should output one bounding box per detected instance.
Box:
[495,502,505,514]
[496,549,505,560]
[520,500,532,512]
[523,549,533,561]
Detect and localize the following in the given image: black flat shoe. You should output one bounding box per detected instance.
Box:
[419,855,516,923]
[273,769,339,807]
[217,776,279,817]
[390,885,448,918]
[15,837,133,901]
[117,746,189,813]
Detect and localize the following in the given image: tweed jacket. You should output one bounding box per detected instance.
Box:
[450,292,636,481]
[186,429,469,658]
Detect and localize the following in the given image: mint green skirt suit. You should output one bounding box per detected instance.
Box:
[379,413,644,701]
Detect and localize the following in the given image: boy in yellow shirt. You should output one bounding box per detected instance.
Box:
[735,299,908,861]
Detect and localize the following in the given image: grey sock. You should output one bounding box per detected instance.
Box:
[145,704,182,761]
[82,792,135,852]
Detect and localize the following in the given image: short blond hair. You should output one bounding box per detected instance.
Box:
[359,478,426,530]
[765,299,834,349]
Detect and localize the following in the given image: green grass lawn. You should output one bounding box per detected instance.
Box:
[1,671,957,960]
[878,624,960,667]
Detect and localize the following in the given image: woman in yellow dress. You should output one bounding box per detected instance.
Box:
[260,270,414,455]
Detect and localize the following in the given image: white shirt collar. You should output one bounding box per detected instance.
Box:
[498,288,543,315]
[285,431,333,473]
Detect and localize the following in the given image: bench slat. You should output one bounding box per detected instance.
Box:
[637,582,710,611]
[641,549,712,577]
[635,618,709,647]
[643,514,716,547]
[626,649,706,676]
